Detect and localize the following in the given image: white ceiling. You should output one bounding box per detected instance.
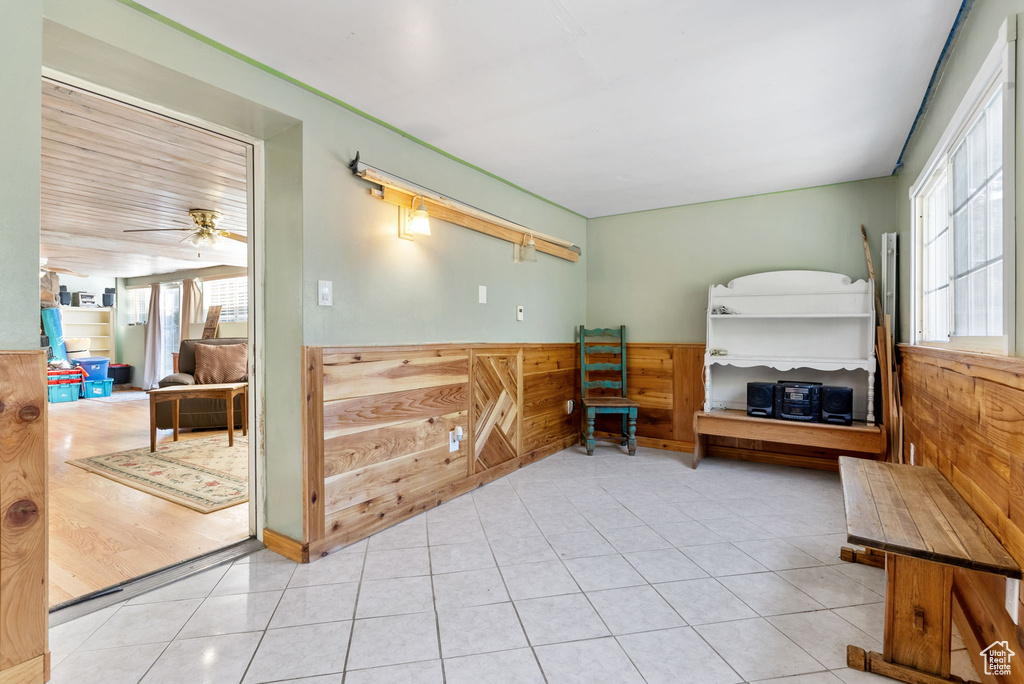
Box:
[137,0,959,217]
[41,80,248,278]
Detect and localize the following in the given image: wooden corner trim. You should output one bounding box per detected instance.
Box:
[262,528,309,563]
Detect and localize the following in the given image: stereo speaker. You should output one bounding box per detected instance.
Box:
[746,382,775,418]
[821,386,853,425]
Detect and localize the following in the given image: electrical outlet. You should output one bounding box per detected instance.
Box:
[478,285,487,304]
[1007,578,1020,624]
[566,399,574,414]
[516,305,524,321]
[317,280,333,306]
[909,443,915,466]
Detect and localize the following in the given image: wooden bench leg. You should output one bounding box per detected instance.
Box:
[585,407,596,456]
[627,407,637,456]
[841,546,886,568]
[848,554,955,683]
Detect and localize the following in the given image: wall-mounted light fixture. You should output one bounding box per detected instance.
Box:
[514,233,537,263]
[351,154,581,262]
[399,196,432,240]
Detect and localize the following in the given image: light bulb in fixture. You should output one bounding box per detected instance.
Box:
[408,196,431,236]
[516,233,538,263]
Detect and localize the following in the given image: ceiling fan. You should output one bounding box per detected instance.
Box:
[39,258,87,278]
[123,209,247,245]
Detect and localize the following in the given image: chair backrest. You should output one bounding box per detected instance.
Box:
[579,325,628,398]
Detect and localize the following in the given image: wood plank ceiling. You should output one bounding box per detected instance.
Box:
[40,80,248,279]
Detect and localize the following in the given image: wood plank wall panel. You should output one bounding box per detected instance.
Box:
[591,344,704,451]
[901,344,1024,684]
[0,352,48,681]
[471,351,523,473]
[300,344,581,559]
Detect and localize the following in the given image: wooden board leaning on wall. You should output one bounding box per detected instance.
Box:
[287,344,581,561]
[900,344,1024,683]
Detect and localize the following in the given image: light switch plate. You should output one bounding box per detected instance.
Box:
[449,430,460,453]
[516,305,524,321]
[318,280,333,306]
[479,286,487,304]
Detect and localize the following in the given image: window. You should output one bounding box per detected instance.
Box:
[203,276,249,323]
[159,283,180,380]
[125,287,150,325]
[912,24,1014,354]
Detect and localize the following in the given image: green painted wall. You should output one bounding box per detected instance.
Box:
[586,177,899,342]
[0,0,42,350]
[893,3,1024,354]
[3,0,588,540]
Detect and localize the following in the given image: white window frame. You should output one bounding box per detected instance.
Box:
[910,18,1016,355]
[201,274,249,323]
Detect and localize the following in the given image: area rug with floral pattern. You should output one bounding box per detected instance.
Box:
[69,434,248,513]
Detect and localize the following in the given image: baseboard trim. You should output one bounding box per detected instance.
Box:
[263,528,309,563]
[593,431,694,453]
[0,654,47,684]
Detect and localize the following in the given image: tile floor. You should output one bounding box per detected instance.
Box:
[48,444,982,683]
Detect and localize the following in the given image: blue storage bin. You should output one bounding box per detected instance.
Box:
[48,384,80,403]
[81,378,114,398]
[73,357,110,380]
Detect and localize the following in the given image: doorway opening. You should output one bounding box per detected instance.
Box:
[40,77,263,608]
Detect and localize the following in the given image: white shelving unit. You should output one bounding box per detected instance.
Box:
[703,271,876,424]
[60,306,116,360]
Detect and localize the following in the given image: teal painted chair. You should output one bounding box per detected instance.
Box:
[579,325,639,456]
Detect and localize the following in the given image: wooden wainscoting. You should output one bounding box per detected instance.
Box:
[901,344,1024,683]
[593,343,704,451]
[0,352,49,684]
[291,344,580,560]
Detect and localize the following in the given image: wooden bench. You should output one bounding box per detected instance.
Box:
[839,456,1021,684]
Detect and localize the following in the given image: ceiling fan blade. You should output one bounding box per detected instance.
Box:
[45,267,88,278]
[223,232,248,244]
[122,228,192,233]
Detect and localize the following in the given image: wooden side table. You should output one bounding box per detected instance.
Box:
[147,382,248,452]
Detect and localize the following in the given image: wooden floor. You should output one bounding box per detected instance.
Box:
[48,392,250,606]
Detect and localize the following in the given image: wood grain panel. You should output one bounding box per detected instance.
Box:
[901,344,1024,683]
[0,352,48,674]
[471,351,523,472]
[301,344,577,560]
[323,383,469,439]
[322,352,468,401]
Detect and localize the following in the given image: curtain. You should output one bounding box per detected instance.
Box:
[180,278,203,340]
[141,282,163,389]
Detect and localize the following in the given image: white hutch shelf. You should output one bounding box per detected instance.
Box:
[703,271,877,424]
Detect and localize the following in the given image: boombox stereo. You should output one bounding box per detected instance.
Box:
[773,382,821,422]
[747,381,854,424]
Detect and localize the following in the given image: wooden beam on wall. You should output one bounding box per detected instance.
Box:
[380,187,579,262]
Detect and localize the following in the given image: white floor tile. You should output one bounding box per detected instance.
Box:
[652,521,726,547]
[515,593,609,645]
[49,642,166,684]
[777,566,884,608]
[535,637,644,684]
[599,525,673,553]
[444,648,544,684]
[733,539,825,571]
[242,621,351,683]
[500,560,581,600]
[700,517,778,542]
[768,610,881,669]
[433,568,510,608]
[48,602,122,668]
[654,578,756,625]
[128,565,229,605]
[344,660,443,684]
[429,541,495,574]
[489,536,558,566]
[587,585,686,634]
[679,543,768,576]
[363,547,430,580]
[718,572,824,616]
[616,626,741,684]
[346,613,439,671]
[622,548,707,583]
[356,576,434,618]
[563,555,646,592]
[437,602,528,657]
[142,631,262,684]
[695,617,825,681]
[831,602,884,642]
[288,551,364,587]
[545,531,616,559]
[79,599,202,650]
[178,591,281,638]
[212,562,295,596]
[268,581,358,629]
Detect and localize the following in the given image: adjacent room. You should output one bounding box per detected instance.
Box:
[39,79,254,606]
[2,1,1024,684]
